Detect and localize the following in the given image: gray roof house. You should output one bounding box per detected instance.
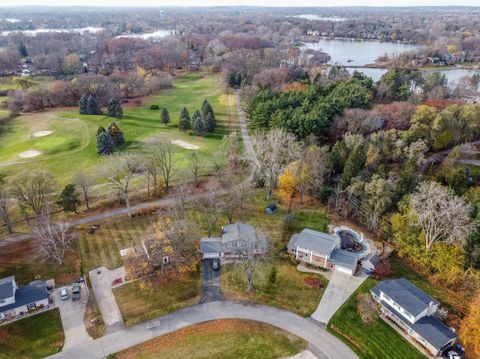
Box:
[287,228,358,275]
[200,223,267,260]
[371,278,457,356]
[0,276,49,320]
[361,252,380,271]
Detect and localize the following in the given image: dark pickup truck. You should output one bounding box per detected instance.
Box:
[72,284,81,301]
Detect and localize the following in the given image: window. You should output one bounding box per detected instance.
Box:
[27,303,36,310]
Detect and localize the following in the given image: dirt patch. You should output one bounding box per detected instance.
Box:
[32,130,53,137]
[170,140,199,150]
[19,150,41,158]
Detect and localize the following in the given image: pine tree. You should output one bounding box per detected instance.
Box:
[161,108,170,125]
[107,98,123,119]
[204,112,216,133]
[192,109,202,130]
[96,131,114,155]
[97,126,106,136]
[108,122,125,147]
[79,95,88,115]
[179,107,191,132]
[87,95,100,115]
[193,115,204,136]
[56,184,81,213]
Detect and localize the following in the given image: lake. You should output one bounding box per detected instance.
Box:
[1,27,104,36]
[115,29,173,39]
[302,38,423,66]
[292,15,348,22]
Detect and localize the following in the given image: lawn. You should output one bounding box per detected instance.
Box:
[0,72,237,185]
[113,271,201,326]
[221,262,328,317]
[112,319,306,359]
[0,239,80,285]
[0,308,64,359]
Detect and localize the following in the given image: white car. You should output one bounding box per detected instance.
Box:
[447,351,461,359]
[59,287,69,301]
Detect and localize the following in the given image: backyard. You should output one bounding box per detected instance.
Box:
[112,319,306,359]
[0,308,64,359]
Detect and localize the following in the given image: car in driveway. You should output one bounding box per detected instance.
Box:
[72,284,81,301]
[59,287,69,300]
[212,259,219,271]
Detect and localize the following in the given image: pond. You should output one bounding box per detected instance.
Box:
[291,15,348,22]
[115,29,174,39]
[1,27,104,36]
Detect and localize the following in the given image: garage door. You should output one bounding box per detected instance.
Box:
[203,252,220,259]
[335,265,353,275]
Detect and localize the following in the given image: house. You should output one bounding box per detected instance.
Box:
[200,223,267,261]
[0,276,49,320]
[287,228,358,275]
[371,278,457,356]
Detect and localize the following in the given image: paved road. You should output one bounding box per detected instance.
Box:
[49,301,357,359]
[311,271,367,325]
[54,283,92,350]
[200,259,224,303]
[235,89,258,167]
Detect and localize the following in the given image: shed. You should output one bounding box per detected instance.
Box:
[264,204,278,215]
[361,253,381,272]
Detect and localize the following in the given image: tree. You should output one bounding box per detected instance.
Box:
[362,175,395,229]
[13,76,35,90]
[188,152,202,187]
[196,190,224,238]
[107,98,123,119]
[161,108,170,125]
[56,184,80,213]
[78,95,88,115]
[204,112,216,133]
[220,177,250,224]
[410,181,472,251]
[151,139,177,192]
[459,293,480,359]
[86,95,100,115]
[278,165,298,211]
[192,110,204,136]
[96,130,115,155]
[0,183,13,234]
[34,220,76,265]
[108,122,125,147]
[101,153,142,218]
[73,172,94,210]
[140,153,159,197]
[179,107,191,132]
[9,170,55,222]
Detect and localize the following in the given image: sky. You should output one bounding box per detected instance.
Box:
[1,0,480,7]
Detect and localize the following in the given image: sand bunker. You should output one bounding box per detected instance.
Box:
[33,130,53,137]
[171,140,199,150]
[19,150,42,158]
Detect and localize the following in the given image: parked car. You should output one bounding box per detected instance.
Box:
[447,351,461,359]
[212,259,219,271]
[59,287,69,301]
[72,284,81,301]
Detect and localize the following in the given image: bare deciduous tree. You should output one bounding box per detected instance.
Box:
[140,154,159,197]
[0,186,13,234]
[34,220,76,265]
[410,181,472,251]
[152,138,178,192]
[188,152,202,188]
[220,177,250,224]
[73,171,94,210]
[196,190,224,238]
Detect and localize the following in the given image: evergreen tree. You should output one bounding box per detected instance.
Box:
[161,108,170,125]
[204,112,216,133]
[192,109,202,129]
[56,184,81,213]
[96,131,114,155]
[79,95,88,115]
[179,107,190,122]
[193,115,204,136]
[87,95,100,115]
[179,107,191,132]
[107,98,123,119]
[108,122,125,147]
[97,126,106,136]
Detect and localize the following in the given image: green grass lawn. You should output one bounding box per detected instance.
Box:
[0,309,64,359]
[113,319,306,359]
[0,72,237,185]
[113,271,201,326]
[222,262,328,317]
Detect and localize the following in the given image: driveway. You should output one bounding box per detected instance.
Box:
[89,266,125,332]
[200,259,224,303]
[311,270,367,325]
[48,301,357,359]
[54,283,92,350]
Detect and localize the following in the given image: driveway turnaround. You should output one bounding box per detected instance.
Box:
[89,266,125,331]
[200,259,224,303]
[54,283,92,350]
[311,270,367,325]
[48,301,357,359]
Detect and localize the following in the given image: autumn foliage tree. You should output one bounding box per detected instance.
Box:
[459,293,480,358]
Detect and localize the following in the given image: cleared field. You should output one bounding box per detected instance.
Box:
[113,319,306,359]
[0,72,237,185]
[0,308,64,359]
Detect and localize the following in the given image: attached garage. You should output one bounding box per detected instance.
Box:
[330,250,358,276]
[200,238,222,259]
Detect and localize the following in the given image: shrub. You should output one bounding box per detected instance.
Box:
[150,104,160,110]
[303,277,324,289]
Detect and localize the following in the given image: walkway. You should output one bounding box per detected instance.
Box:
[311,271,367,326]
[89,267,125,332]
[48,301,357,359]
[234,89,258,167]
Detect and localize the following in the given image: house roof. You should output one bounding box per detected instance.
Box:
[0,281,48,312]
[371,278,439,317]
[288,229,338,256]
[200,238,222,254]
[362,253,380,266]
[330,249,358,271]
[0,276,15,300]
[381,300,457,349]
[221,223,267,250]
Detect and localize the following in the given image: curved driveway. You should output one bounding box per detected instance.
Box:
[48,301,357,359]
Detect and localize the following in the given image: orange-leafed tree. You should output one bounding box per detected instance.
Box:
[459,293,480,358]
[278,165,297,211]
